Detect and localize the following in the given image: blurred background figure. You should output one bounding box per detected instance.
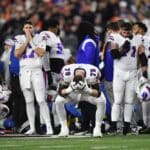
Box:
[9,42,27,133]
[0,39,14,86]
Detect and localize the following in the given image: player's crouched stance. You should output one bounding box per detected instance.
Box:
[55,64,106,137]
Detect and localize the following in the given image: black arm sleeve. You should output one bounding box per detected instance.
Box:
[47,70,53,86]
[110,49,121,59]
[58,82,69,97]
[138,53,148,67]
[91,83,101,97]
[143,70,148,78]
[121,40,130,50]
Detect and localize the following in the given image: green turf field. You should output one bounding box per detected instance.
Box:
[0,135,150,150]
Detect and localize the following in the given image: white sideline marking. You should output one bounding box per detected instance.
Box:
[0,134,92,139]
[92,146,127,149]
[0,145,21,148]
[40,145,74,149]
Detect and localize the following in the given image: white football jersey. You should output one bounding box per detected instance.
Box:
[60,64,101,85]
[14,34,46,69]
[110,34,143,71]
[39,31,64,59]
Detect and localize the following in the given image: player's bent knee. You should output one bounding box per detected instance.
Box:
[98,93,106,104]
[113,101,122,106]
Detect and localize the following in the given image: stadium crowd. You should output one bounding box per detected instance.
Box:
[0,0,150,54]
[0,0,150,137]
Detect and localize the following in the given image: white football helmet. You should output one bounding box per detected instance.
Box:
[0,85,11,104]
[138,82,150,102]
[136,76,148,95]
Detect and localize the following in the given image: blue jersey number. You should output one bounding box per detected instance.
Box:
[57,43,63,54]
[23,44,35,59]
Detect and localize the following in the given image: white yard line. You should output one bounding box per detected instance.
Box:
[0,145,22,148]
[92,145,128,149]
[40,145,74,149]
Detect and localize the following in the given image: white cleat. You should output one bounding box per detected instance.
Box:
[58,127,69,137]
[93,127,102,137]
[46,127,53,135]
[24,129,35,135]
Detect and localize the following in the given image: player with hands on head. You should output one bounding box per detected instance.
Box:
[109,21,148,135]
[55,64,106,137]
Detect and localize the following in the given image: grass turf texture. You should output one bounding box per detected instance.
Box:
[0,135,150,150]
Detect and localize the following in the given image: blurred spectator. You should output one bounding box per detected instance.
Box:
[138,8,150,35]
[0,0,149,56]
[0,39,14,86]
[9,43,27,132]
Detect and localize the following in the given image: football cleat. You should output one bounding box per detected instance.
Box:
[58,127,69,137]
[46,126,53,135]
[107,122,117,135]
[24,129,35,135]
[139,126,150,134]
[107,127,117,135]
[93,127,102,137]
[123,126,131,135]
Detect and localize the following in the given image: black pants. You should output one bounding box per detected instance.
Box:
[10,74,27,129]
[78,101,96,131]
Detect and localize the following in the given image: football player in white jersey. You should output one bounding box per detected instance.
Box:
[39,19,65,131]
[14,20,53,135]
[131,22,149,133]
[138,33,150,133]
[40,19,65,89]
[55,64,106,137]
[109,22,148,135]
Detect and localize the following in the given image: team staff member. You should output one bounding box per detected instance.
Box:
[76,21,100,133]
